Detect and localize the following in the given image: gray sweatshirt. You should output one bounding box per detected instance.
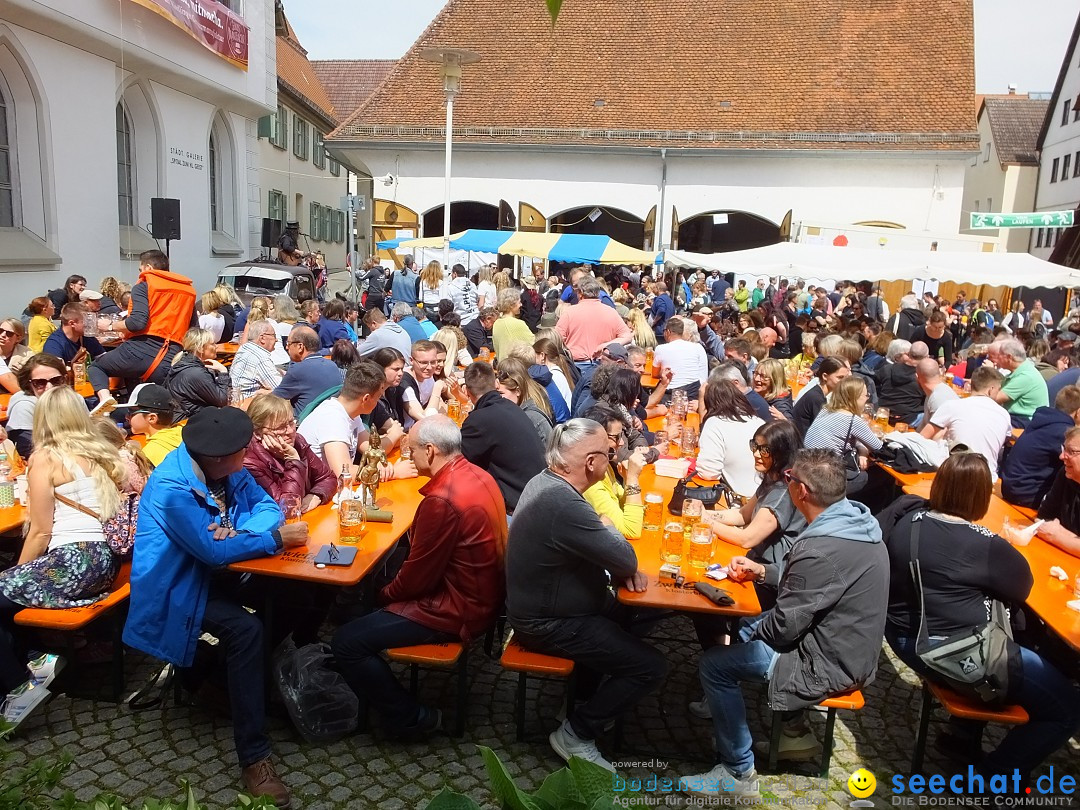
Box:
[506,470,638,625]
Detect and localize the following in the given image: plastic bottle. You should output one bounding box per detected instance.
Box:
[0,452,11,483]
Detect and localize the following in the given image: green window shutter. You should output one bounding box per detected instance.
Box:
[257,115,272,139]
[310,202,319,240]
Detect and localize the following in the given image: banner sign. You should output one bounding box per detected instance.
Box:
[129,0,248,70]
[969,210,1074,229]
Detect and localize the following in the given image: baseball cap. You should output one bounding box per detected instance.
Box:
[116,383,174,412]
[602,342,629,363]
[79,290,103,301]
[694,306,714,316]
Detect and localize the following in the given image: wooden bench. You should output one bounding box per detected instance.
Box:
[767,688,864,778]
[912,679,1028,772]
[14,563,131,701]
[386,642,469,737]
[500,633,575,741]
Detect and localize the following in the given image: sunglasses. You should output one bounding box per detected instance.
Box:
[782,469,812,491]
[30,375,66,391]
[0,328,16,338]
[749,442,772,457]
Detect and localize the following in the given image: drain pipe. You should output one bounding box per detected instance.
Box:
[657,147,669,282]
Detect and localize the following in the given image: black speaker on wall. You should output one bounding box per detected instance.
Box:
[261,217,282,249]
[150,197,181,240]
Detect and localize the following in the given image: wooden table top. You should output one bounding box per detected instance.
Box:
[228,474,426,586]
[617,465,761,617]
[0,504,23,534]
[877,462,936,489]
[903,480,1080,652]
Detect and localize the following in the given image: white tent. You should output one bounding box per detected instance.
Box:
[664,243,1080,289]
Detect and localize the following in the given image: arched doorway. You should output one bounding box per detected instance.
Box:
[677,210,781,253]
[550,205,645,247]
[422,201,499,237]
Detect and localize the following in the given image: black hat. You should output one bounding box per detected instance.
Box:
[183,407,253,457]
[285,220,299,229]
[116,383,174,413]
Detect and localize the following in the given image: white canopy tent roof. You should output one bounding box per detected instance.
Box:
[664,243,1080,288]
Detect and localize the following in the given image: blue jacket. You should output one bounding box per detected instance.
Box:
[529,364,570,423]
[1000,406,1072,508]
[123,443,283,667]
[316,318,351,350]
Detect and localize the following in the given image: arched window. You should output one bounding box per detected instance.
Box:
[209,132,218,231]
[0,84,12,227]
[209,112,241,256]
[116,102,134,228]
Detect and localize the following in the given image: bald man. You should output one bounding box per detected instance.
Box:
[915,357,957,427]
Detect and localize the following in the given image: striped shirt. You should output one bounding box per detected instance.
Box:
[804,409,883,455]
[229,343,282,400]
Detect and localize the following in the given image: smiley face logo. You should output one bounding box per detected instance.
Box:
[848,768,876,799]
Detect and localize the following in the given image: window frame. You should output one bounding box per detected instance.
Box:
[313,130,325,170]
[1064,153,1073,181]
[293,115,309,161]
[329,155,341,177]
[1052,157,1060,183]
[209,133,219,232]
[0,81,14,228]
[310,201,321,241]
[1064,99,1072,126]
[268,189,286,227]
[269,104,287,149]
[116,101,136,228]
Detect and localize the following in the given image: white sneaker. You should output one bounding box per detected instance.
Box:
[1,680,51,728]
[548,720,615,772]
[27,653,65,689]
[688,698,712,720]
[680,763,761,799]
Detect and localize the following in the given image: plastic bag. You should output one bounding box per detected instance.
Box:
[274,641,358,742]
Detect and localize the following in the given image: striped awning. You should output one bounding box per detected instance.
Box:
[377,229,661,265]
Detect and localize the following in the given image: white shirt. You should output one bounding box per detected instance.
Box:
[297,398,369,462]
[922,383,958,427]
[653,339,709,390]
[549,366,573,409]
[696,414,766,498]
[477,280,497,308]
[199,312,225,342]
[928,395,1012,480]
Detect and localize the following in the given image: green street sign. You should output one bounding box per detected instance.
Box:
[969,210,1074,229]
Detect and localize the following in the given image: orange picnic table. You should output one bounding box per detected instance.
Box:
[0,504,24,534]
[228,473,426,586]
[904,480,1080,652]
[617,460,760,618]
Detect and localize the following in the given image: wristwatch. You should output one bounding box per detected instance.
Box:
[624,484,642,496]
[755,569,767,584]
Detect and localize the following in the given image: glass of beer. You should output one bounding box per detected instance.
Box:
[644,493,664,532]
[399,436,412,460]
[277,495,301,525]
[338,498,366,543]
[874,407,890,431]
[645,348,655,373]
[653,430,669,456]
[661,521,684,563]
[447,398,461,425]
[688,523,714,569]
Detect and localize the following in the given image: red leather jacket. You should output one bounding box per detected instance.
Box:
[242,433,337,506]
[381,455,507,640]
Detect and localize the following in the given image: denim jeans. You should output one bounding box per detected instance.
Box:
[200,596,271,768]
[512,601,668,741]
[331,609,454,729]
[888,634,1080,778]
[699,618,778,776]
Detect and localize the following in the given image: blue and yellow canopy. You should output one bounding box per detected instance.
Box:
[376,229,661,265]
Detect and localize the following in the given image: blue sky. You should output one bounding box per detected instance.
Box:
[288,0,1077,94]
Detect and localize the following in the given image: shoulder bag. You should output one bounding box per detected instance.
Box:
[668,473,740,516]
[54,489,138,559]
[908,516,1017,703]
[840,413,868,495]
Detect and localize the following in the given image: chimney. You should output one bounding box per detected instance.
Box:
[1008,84,1017,95]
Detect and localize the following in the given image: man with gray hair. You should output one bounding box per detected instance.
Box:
[332,415,506,739]
[875,338,925,425]
[507,418,664,772]
[390,301,426,344]
[272,325,343,418]
[988,337,1049,427]
[681,449,887,799]
[886,293,926,342]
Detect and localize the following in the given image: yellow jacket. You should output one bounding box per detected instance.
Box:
[583,467,643,540]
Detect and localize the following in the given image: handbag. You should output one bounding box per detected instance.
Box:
[54,490,137,558]
[668,473,740,516]
[908,516,1017,703]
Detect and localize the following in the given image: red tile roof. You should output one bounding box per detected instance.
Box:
[311,60,396,123]
[331,0,977,150]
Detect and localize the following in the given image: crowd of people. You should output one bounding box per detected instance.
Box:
[0,252,1078,806]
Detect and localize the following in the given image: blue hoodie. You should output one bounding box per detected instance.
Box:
[797,498,882,545]
[1001,405,1072,508]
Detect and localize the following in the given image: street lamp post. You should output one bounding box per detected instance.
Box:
[420,47,481,273]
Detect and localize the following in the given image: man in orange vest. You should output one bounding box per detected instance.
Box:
[89,250,197,406]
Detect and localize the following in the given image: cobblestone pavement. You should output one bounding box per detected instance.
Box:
[6,616,1077,809]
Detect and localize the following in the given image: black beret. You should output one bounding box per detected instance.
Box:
[182,407,253,457]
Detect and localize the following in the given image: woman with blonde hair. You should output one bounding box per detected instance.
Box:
[495,357,553,443]
[535,327,579,384]
[476,265,496,309]
[803,375,882,492]
[98,277,124,315]
[166,327,230,420]
[752,358,794,421]
[272,294,301,347]
[625,307,657,349]
[418,260,449,310]
[433,327,471,376]
[198,289,226,341]
[93,417,153,497]
[0,386,126,721]
[493,269,511,293]
[492,287,535,361]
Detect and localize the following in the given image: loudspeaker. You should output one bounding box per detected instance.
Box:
[261,217,282,249]
[150,197,181,240]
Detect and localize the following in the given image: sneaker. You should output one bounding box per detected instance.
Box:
[680,763,761,799]
[389,706,443,741]
[548,719,615,772]
[1,680,51,729]
[27,653,65,689]
[241,757,291,809]
[753,729,823,762]
[689,698,712,720]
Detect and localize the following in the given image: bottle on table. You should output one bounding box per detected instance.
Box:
[0,452,10,482]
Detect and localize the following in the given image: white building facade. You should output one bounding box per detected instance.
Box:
[0,0,274,306]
